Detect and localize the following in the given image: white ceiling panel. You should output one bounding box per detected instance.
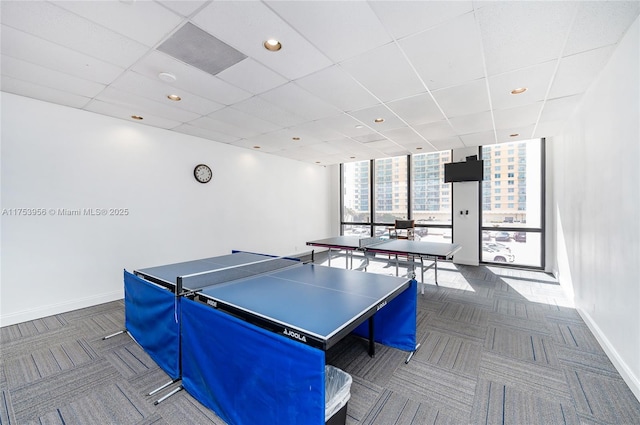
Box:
[85,99,182,130]
[1,55,105,98]
[431,79,491,118]
[95,86,201,123]
[371,1,474,40]
[340,42,426,102]
[192,1,332,80]
[488,61,558,110]
[2,1,637,165]
[267,1,391,62]
[549,47,614,99]
[51,0,183,47]
[476,1,578,76]
[158,1,209,18]
[1,1,149,68]
[399,12,485,91]
[448,111,494,135]
[1,75,91,109]
[230,96,308,128]
[259,82,340,121]
[564,1,640,56]
[216,58,288,95]
[1,25,124,85]
[295,65,380,112]
[172,123,241,145]
[387,93,444,126]
[207,107,281,136]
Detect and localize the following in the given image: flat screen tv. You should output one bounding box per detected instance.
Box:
[444,160,484,182]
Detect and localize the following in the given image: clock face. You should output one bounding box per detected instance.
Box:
[194,164,212,183]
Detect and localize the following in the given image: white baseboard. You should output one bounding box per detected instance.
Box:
[577,307,640,403]
[0,290,123,327]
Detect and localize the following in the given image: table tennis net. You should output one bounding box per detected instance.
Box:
[179,257,300,291]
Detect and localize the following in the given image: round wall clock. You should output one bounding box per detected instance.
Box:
[193,164,212,183]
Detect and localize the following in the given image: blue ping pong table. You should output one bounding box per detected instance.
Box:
[307,236,461,293]
[127,251,417,425]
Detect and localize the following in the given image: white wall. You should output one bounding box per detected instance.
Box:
[1,93,335,326]
[549,17,640,400]
[451,147,480,266]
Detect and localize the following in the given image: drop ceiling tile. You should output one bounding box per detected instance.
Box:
[1,75,91,109]
[387,93,444,126]
[85,99,182,129]
[188,115,261,139]
[539,95,582,123]
[366,139,404,153]
[287,119,345,143]
[131,51,252,106]
[414,120,457,141]
[379,127,429,148]
[192,1,332,80]
[493,103,543,130]
[94,86,201,123]
[51,0,182,46]
[157,1,209,18]
[399,12,484,91]
[459,131,497,147]
[1,25,124,85]
[429,137,466,151]
[267,1,392,62]
[252,128,321,148]
[371,1,473,40]
[564,1,640,55]
[488,61,557,110]
[1,1,149,68]
[448,111,494,135]
[1,55,105,98]
[259,82,340,121]
[231,135,292,153]
[352,133,388,144]
[295,65,380,112]
[207,107,280,136]
[217,58,288,95]
[341,42,425,102]
[310,114,376,138]
[347,104,405,131]
[430,79,491,118]
[476,1,577,75]
[110,71,223,115]
[172,123,241,145]
[549,47,614,99]
[495,125,535,144]
[230,96,308,128]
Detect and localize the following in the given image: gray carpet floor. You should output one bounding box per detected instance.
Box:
[2,256,639,424]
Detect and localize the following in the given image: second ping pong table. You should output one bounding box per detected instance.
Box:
[125,251,418,425]
[307,236,462,293]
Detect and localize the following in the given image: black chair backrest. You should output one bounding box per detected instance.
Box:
[395,220,414,230]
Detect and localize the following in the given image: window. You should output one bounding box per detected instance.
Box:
[341,161,371,236]
[481,139,544,268]
[411,151,452,241]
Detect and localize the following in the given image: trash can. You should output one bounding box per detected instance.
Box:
[325,365,352,425]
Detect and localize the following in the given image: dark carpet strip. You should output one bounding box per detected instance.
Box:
[1,262,639,424]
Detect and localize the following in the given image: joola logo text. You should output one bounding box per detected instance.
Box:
[283,328,307,342]
[377,300,387,311]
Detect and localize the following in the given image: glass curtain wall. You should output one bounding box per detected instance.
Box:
[481,138,544,267]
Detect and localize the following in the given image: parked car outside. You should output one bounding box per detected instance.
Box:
[482,242,515,262]
[514,232,527,242]
[494,231,511,242]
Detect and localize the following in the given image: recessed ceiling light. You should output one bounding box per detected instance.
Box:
[355,125,364,129]
[158,72,176,83]
[167,94,181,101]
[511,87,527,95]
[350,156,356,159]
[510,133,519,137]
[416,147,423,150]
[315,161,321,164]
[131,115,143,120]
[374,118,384,123]
[253,145,261,149]
[263,39,282,51]
[292,137,300,141]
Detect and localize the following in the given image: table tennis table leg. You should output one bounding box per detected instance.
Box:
[368,316,375,357]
